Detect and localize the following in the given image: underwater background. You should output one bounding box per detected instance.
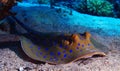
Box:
[0,0,120,71]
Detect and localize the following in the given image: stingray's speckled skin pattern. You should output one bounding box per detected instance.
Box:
[20,32,106,64]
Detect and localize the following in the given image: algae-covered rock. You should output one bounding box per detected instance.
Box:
[75,0,113,16]
[37,0,50,4]
[11,2,120,36]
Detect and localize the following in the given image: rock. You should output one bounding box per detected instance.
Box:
[11,2,120,36]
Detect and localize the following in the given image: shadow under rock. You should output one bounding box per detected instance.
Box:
[0,41,45,64]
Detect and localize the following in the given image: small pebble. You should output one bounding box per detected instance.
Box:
[19,67,24,71]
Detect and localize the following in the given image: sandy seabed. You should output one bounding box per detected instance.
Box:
[0,34,120,71]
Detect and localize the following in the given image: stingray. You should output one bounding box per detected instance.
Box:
[20,32,106,64]
[0,12,107,64]
[0,27,107,64]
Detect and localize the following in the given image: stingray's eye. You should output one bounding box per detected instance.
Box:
[62,40,70,45]
[84,32,91,40]
[71,34,80,42]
